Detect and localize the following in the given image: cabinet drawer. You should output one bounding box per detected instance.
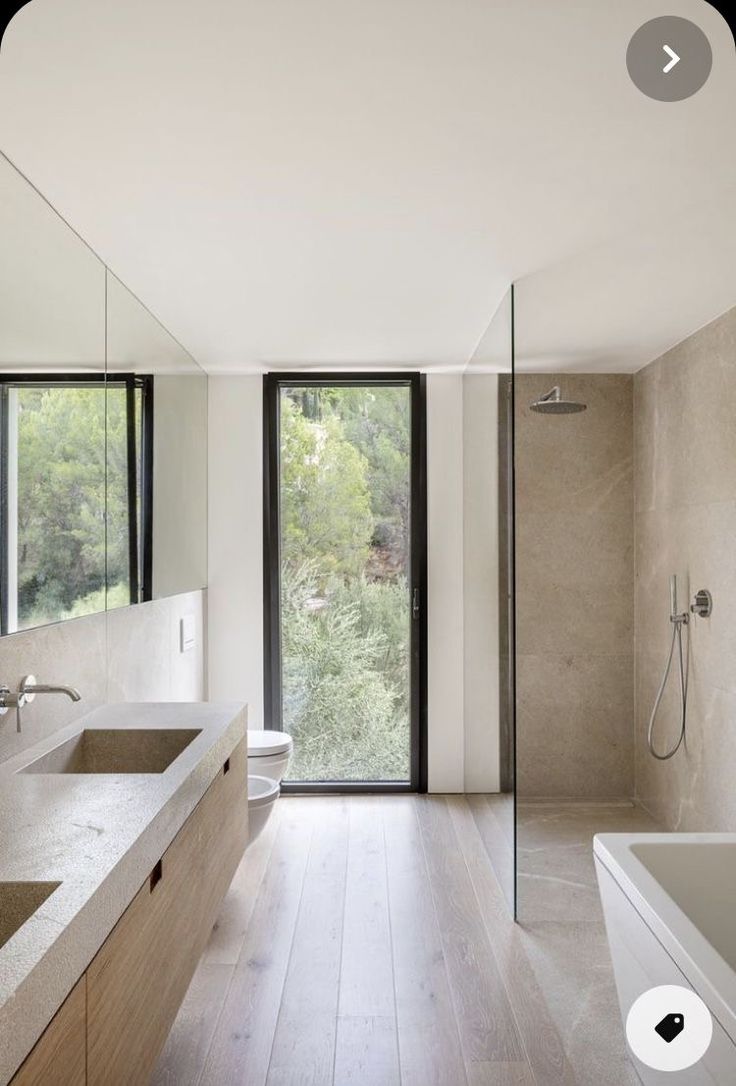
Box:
[11,977,86,1086]
[86,739,248,1086]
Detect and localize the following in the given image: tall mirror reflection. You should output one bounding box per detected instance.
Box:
[0,152,106,635]
[105,272,207,607]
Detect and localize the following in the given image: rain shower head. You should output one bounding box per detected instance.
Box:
[529,386,586,415]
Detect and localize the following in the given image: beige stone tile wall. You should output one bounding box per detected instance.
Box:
[515,374,634,799]
[634,305,736,831]
[516,307,736,819]
[0,590,206,765]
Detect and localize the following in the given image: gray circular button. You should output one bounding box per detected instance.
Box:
[627,16,712,101]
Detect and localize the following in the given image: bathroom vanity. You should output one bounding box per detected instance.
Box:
[0,702,248,1085]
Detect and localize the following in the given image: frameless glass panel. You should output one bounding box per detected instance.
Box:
[278,383,412,783]
[464,285,516,916]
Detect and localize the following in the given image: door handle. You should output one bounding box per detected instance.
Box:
[412,588,420,620]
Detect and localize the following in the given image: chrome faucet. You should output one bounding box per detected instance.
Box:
[0,675,81,732]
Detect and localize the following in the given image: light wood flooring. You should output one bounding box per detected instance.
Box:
[152,795,619,1085]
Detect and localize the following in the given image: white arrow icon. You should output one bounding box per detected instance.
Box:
[663,44,680,73]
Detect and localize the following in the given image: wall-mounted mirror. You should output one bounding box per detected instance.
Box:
[105,272,207,608]
[0,152,106,635]
[0,151,207,638]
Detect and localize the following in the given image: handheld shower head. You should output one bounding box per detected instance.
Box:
[529,386,586,415]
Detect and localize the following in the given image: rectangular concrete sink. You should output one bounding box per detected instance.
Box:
[20,729,201,775]
[0,882,61,950]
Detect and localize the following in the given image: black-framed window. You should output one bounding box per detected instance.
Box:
[263,372,427,793]
[0,372,153,635]
[105,374,154,609]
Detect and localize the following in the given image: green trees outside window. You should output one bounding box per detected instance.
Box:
[2,383,135,632]
[279,385,412,782]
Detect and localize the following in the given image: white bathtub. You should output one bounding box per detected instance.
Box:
[594,834,736,1083]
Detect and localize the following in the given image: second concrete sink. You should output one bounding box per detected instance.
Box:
[19,729,201,775]
[0,882,61,950]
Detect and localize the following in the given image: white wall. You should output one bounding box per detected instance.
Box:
[207,377,264,725]
[206,373,501,788]
[426,373,501,793]
[426,375,465,791]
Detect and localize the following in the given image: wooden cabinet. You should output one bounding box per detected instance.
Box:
[10,739,248,1086]
[11,978,86,1086]
[87,738,248,1086]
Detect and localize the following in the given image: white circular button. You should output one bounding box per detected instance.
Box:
[626,985,713,1072]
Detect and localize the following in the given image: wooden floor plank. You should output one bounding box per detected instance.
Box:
[199,800,315,1086]
[466,795,515,911]
[338,797,396,1018]
[265,798,349,1085]
[383,796,468,1086]
[416,796,525,1068]
[447,797,575,1086]
[158,796,589,1086]
[151,963,233,1086]
[465,1062,536,1086]
[203,802,282,966]
[333,1016,401,1086]
[334,797,400,1086]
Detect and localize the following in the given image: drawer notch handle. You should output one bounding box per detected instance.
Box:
[223,757,231,775]
[150,858,163,893]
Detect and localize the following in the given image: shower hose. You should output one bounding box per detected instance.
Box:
[647,617,688,760]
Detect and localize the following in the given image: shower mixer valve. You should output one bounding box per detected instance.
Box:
[690,589,713,618]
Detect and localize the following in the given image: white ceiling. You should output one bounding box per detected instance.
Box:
[0,0,734,374]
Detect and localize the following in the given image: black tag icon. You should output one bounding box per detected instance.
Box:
[655,1013,685,1043]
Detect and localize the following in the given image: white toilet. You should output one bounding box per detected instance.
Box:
[247,774,280,844]
[247,729,293,783]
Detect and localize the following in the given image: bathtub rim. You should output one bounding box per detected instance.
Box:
[594,832,736,1047]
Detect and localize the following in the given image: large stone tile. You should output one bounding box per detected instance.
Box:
[0,612,106,764]
[634,505,680,644]
[106,597,172,702]
[515,372,635,803]
[516,802,660,922]
[517,653,634,799]
[518,920,640,1086]
[517,838,603,923]
[634,306,736,514]
[517,802,660,853]
[515,804,658,1083]
[635,501,736,677]
[635,656,736,832]
[515,373,633,517]
[517,509,633,655]
[633,354,689,516]
[680,501,736,698]
[169,590,207,702]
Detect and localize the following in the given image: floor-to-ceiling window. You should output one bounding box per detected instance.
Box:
[264,375,426,791]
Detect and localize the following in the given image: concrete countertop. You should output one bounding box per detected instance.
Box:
[0,701,246,1085]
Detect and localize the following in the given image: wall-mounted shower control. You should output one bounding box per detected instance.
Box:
[649,574,688,760]
[691,589,713,618]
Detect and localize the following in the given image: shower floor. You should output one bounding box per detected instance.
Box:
[516,800,661,1085]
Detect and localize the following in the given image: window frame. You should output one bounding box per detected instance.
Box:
[0,372,154,635]
[263,371,428,794]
